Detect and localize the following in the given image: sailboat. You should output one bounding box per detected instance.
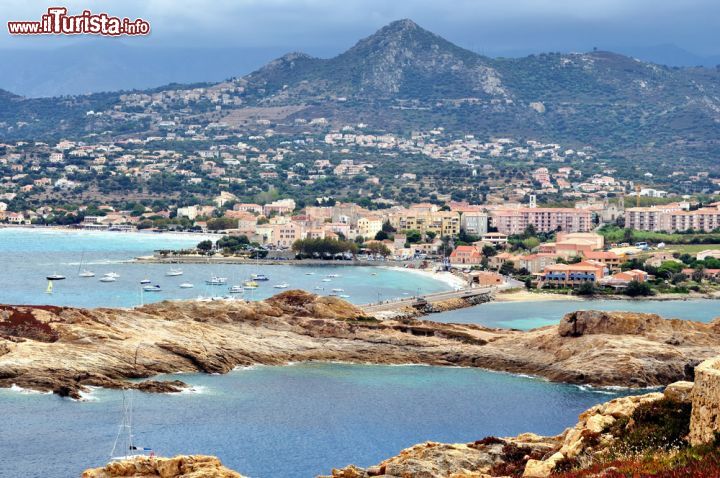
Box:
[45,281,53,294]
[110,389,153,462]
[78,252,95,277]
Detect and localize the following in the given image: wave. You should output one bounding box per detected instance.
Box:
[8,384,52,395]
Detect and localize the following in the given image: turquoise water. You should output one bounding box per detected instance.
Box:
[0,363,646,478]
[0,228,446,307]
[431,299,720,330]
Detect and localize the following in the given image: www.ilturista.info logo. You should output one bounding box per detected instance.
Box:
[7,7,150,36]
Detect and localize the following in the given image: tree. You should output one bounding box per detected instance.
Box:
[499,260,516,276]
[404,229,422,244]
[206,217,238,231]
[374,230,389,241]
[575,281,596,296]
[381,220,396,233]
[622,228,634,243]
[197,240,213,251]
[482,245,497,257]
[623,280,653,297]
[367,242,391,257]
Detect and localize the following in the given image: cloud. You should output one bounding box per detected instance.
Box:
[1,0,718,56]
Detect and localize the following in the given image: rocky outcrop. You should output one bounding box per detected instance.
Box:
[324,384,689,478]
[689,356,720,445]
[81,455,245,478]
[1,296,719,398]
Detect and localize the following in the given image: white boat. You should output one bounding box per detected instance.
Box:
[228,285,244,294]
[100,276,116,283]
[205,276,227,286]
[331,288,344,292]
[165,268,183,277]
[179,282,194,289]
[110,388,153,462]
[105,272,120,278]
[314,286,324,291]
[46,274,66,280]
[326,273,340,278]
[77,252,95,278]
[242,280,259,289]
[143,285,162,292]
[321,278,332,282]
[251,273,269,281]
[273,282,289,289]
[140,279,151,284]
[339,294,350,298]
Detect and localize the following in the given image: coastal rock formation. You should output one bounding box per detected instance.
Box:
[689,355,720,445]
[81,455,245,478]
[324,381,695,478]
[1,294,719,397]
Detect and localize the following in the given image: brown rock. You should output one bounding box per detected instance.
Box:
[81,455,246,478]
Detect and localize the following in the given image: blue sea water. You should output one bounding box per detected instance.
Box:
[430,298,720,330]
[0,228,708,478]
[0,228,447,307]
[0,363,647,478]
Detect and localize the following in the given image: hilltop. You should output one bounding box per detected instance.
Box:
[1,19,719,166]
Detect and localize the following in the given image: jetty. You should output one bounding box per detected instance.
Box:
[360,286,495,316]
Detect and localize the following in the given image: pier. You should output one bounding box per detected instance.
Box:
[360,286,496,315]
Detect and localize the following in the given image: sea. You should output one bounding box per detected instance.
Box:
[0,364,651,478]
[0,228,447,307]
[0,227,714,477]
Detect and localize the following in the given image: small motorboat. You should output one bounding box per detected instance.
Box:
[251,273,269,281]
[371,272,377,276]
[305,272,315,276]
[228,285,244,294]
[140,279,151,284]
[331,288,344,292]
[321,278,332,282]
[143,285,162,292]
[78,270,95,278]
[205,276,227,286]
[46,274,66,281]
[100,276,116,283]
[314,286,324,291]
[242,280,259,289]
[326,273,340,278]
[105,272,120,278]
[339,294,350,298]
[166,268,183,277]
[179,282,194,289]
[273,282,289,289]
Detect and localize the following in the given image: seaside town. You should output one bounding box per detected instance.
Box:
[3,131,720,297]
[4,6,720,478]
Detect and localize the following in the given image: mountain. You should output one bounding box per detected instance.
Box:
[1,19,720,168]
[244,19,506,101]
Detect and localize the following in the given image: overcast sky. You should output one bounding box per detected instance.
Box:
[1,0,719,57]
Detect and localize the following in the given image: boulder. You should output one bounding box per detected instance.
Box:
[664,381,694,403]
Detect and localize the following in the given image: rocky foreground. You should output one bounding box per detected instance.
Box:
[81,455,245,478]
[1,291,719,398]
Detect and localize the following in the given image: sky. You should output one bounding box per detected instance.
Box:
[1,0,720,58]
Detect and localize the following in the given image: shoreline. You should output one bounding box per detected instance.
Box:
[379,265,467,290]
[492,288,720,303]
[0,224,220,243]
